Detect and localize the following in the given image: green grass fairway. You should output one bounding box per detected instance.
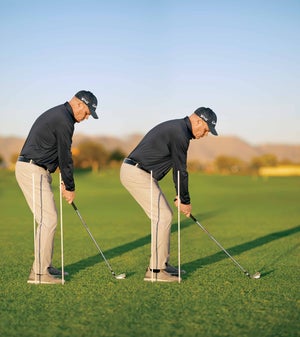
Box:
[0,170,299,337]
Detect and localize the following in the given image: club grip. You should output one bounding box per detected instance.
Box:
[71,202,77,211]
[190,214,197,222]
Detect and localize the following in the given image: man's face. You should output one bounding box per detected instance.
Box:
[192,117,210,139]
[74,102,91,122]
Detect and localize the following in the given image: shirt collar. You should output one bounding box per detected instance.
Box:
[184,116,194,139]
[64,102,76,122]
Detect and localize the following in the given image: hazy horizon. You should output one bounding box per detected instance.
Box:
[1,131,299,147]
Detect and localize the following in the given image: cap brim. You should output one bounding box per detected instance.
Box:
[209,125,218,136]
[90,109,99,119]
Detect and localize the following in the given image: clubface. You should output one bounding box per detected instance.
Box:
[115,273,126,279]
[252,272,261,279]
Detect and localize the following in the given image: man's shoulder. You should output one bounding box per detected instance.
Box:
[36,103,62,118]
[44,103,67,114]
[155,117,185,129]
[37,103,73,127]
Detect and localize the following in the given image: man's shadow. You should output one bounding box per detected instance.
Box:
[64,210,300,279]
[182,214,300,278]
[64,210,219,277]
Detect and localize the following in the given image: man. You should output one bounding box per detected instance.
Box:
[120,107,218,282]
[15,90,98,284]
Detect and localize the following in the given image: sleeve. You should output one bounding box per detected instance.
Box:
[171,138,190,204]
[56,122,75,191]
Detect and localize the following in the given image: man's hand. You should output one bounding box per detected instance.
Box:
[61,182,75,204]
[174,196,191,217]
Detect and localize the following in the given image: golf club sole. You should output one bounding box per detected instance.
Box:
[71,202,126,280]
[190,214,260,279]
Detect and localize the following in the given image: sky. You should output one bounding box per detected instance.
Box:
[0,0,299,145]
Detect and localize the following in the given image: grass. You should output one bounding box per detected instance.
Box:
[0,169,299,337]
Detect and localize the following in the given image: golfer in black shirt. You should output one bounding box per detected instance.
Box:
[15,90,98,284]
[120,107,218,282]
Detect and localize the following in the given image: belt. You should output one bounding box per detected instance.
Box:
[123,158,150,174]
[18,156,48,171]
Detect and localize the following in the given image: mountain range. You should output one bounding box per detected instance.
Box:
[1,134,300,166]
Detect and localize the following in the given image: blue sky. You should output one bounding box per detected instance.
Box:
[1,0,299,144]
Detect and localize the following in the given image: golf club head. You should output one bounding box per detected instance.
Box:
[245,271,261,279]
[251,272,261,279]
[115,273,126,280]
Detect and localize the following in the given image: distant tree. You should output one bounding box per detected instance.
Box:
[278,158,298,165]
[109,149,126,162]
[10,153,19,164]
[187,160,205,172]
[250,154,278,172]
[74,141,109,173]
[214,155,246,174]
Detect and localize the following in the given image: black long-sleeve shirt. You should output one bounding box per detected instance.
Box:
[129,116,194,204]
[20,102,76,191]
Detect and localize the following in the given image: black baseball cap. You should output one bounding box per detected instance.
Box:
[194,107,218,136]
[75,90,98,119]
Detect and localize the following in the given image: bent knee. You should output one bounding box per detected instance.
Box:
[155,209,173,225]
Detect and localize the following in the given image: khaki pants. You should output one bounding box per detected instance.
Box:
[120,162,173,269]
[15,161,57,275]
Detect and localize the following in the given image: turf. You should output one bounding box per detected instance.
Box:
[0,169,299,337]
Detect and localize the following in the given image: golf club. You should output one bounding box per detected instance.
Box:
[71,202,126,280]
[190,214,261,279]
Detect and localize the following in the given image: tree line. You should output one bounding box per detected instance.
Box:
[2,140,299,175]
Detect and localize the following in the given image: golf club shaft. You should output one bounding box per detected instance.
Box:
[190,214,248,275]
[71,202,116,276]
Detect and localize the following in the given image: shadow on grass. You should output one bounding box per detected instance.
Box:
[258,242,300,277]
[182,216,300,277]
[65,211,300,279]
[65,211,217,278]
